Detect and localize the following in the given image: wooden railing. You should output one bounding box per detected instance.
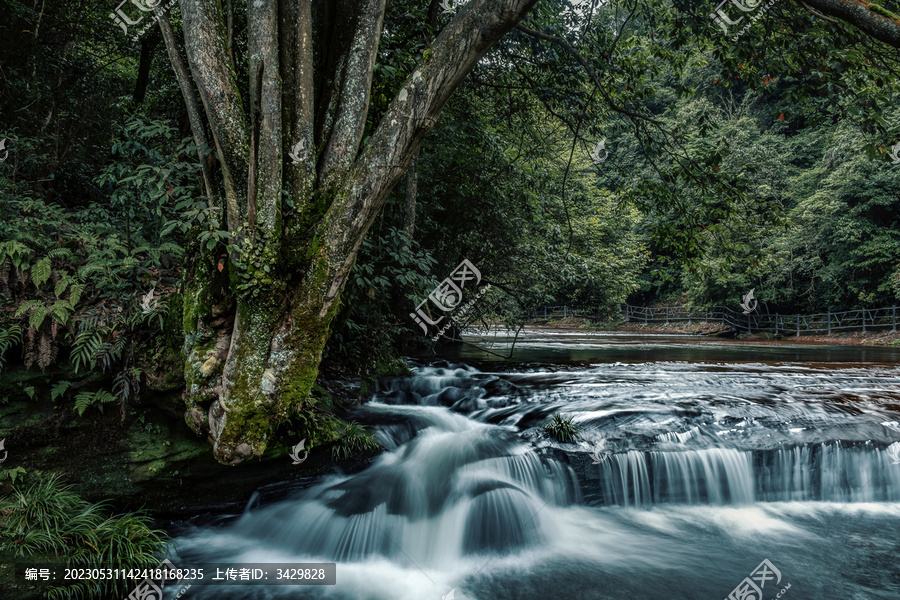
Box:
[530,304,900,336]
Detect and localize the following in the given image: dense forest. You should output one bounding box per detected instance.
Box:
[2,0,900,597]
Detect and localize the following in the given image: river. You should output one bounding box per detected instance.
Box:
[164,330,900,600]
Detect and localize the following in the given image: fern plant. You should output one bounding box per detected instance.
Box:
[0,324,22,375]
[0,115,194,416]
[73,390,118,416]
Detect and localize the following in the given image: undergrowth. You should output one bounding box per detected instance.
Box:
[0,474,169,599]
[331,421,380,461]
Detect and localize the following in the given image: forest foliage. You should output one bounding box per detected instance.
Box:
[0,0,899,409]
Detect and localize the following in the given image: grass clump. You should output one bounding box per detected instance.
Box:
[0,475,169,599]
[544,413,580,443]
[331,421,380,461]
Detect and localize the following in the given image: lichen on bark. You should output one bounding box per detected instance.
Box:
[160,0,542,464]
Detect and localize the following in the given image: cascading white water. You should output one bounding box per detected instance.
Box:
[597,448,755,505]
[223,410,580,567]
[590,444,900,506]
[166,339,900,600]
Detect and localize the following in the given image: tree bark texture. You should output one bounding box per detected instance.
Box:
[160,0,540,463]
[799,0,900,47]
[403,153,417,243]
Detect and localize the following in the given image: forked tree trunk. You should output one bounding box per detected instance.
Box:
[162,0,539,464]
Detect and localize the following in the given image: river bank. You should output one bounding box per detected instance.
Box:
[0,366,388,599]
[527,317,900,346]
[0,370,380,516]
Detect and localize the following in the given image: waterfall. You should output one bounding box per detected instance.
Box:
[225,420,579,565]
[166,348,900,600]
[589,444,900,506]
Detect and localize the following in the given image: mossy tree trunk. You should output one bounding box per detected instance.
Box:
[160,0,539,464]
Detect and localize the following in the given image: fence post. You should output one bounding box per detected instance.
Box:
[665,307,669,325]
[564,306,567,318]
[796,315,800,338]
[827,311,831,336]
[862,309,866,333]
[644,309,648,325]
[774,314,779,335]
[893,307,897,333]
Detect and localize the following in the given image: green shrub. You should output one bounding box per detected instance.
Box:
[544,413,579,443]
[331,421,380,461]
[0,475,169,599]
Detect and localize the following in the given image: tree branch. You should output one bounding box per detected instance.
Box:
[514,24,661,125]
[279,0,317,215]
[799,0,900,47]
[248,0,283,236]
[133,31,160,105]
[317,0,388,189]
[799,0,841,23]
[315,0,541,316]
[156,9,219,211]
[179,0,250,231]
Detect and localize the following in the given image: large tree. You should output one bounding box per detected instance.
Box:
[153,0,538,464]
[152,0,900,465]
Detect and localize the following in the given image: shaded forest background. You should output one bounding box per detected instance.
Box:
[1,0,900,439]
[0,1,900,422]
[3,2,900,398]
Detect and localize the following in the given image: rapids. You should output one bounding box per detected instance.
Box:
[164,331,900,600]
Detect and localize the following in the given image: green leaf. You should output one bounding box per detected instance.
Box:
[54,276,70,298]
[50,380,72,401]
[14,300,42,318]
[29,305,48,330]
[49,301,74,325]
[74,390,117,416]
[68,284,84,306]
[31,257,52,287]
